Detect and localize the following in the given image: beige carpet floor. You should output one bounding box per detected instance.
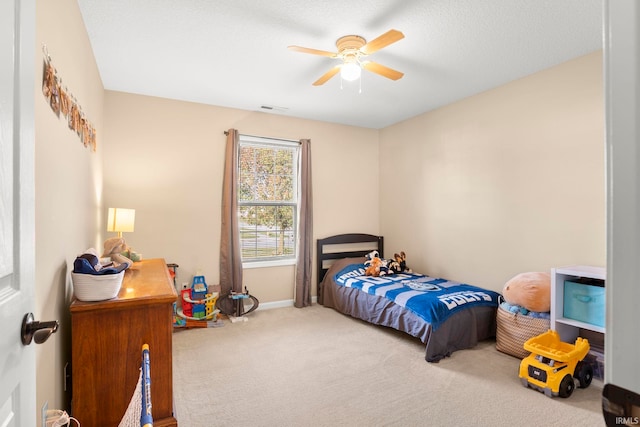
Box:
[172,304,604,427]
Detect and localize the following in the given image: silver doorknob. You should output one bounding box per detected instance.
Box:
[21,312,59,345]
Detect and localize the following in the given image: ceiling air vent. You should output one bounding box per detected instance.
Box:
[260,105,289,112]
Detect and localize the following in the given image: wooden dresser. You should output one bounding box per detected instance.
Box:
[70,258,178,426]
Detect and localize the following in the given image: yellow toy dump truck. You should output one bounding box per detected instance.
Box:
[519,329,593,398]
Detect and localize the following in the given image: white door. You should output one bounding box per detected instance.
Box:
[0,0,36,426]
[605,0,640,392]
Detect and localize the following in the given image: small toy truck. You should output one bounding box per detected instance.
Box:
[519,329,593,398]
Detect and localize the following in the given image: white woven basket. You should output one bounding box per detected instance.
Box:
[72,271,124,302]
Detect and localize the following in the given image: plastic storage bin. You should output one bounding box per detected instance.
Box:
[563,278,605,327]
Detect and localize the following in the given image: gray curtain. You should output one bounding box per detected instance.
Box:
[220,129,243,295]
[295,139,313,307]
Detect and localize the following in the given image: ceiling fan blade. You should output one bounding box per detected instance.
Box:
[362,61,404,80]
[288,45,338,58]
[312,66,341,86]
[360,29,405,55]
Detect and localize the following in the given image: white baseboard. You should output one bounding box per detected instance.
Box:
[257,296,317,311]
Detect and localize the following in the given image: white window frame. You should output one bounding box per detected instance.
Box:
[238,134,300,268]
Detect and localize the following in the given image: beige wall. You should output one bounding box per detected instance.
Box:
[380,51,605,292]
[102,92,380,302]
[35,0,104,415]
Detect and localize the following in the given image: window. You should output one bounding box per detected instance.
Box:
[238,135,299,265]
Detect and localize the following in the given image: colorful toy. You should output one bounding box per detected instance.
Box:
[191,275,208,300]
[180,288,193,317]
[192,303,206,319]
[172,302,186,327]
[205,292,218,317]
[503,272,551,313]
[169,264,188,327]
[519,329,593,398]
[174,274,220,326]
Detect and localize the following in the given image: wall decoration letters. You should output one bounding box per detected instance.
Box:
[41,44,97,152]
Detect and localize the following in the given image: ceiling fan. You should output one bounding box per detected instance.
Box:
[288,29,405,86]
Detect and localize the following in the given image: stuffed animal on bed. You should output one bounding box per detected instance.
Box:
[394,252,412,273]
[502,271,551,313]
[364,250,379,263]
[388,258,402,274]
[364,250,379,275]
[365,257,383,276]
[364,250,390,277]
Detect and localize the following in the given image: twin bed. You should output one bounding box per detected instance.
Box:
[317,233,500,362]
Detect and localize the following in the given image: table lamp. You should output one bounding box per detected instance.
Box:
[107,208,135,238]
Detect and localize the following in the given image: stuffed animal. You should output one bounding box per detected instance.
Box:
[364,250,390,277]
[364,250,379,276]
[102,237,133,270]
[378,259,390,276]
[365,257,383,276]
[394,252,412,273]
[388,259,402,274]
[364,250,379,264]
[502,272,551,313]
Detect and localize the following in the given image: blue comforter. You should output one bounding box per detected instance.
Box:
[334,263,500,331]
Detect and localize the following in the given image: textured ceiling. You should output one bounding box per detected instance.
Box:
[76,0,603,129]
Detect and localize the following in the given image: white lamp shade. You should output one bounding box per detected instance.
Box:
[107,208,135,234]
[341,62,361,81]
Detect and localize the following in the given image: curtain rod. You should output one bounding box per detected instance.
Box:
[223,131,300,144]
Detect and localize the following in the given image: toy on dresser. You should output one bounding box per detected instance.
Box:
[102,237,133,270]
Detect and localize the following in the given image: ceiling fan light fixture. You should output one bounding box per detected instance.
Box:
[341,62,361,81]
[289,29,404,86]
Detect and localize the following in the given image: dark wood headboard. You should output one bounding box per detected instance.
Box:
[316,233,384,286]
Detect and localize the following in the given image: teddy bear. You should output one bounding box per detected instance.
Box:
[502,271,551,313]
[102,237,134,270]
[364,250,390,277]
[365,257,383,276]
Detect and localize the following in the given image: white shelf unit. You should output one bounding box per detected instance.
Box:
[551,265,606,343]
